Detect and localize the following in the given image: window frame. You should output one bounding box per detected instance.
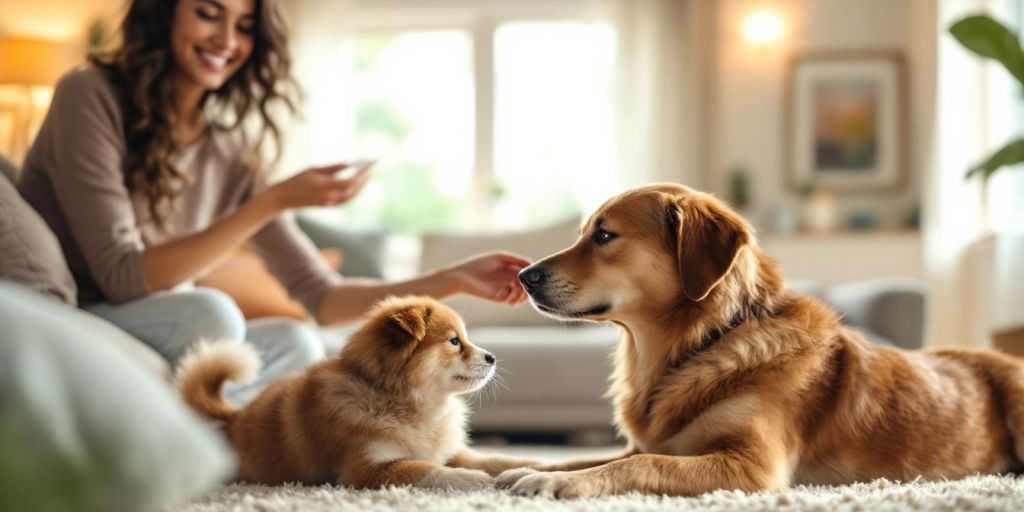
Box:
[342,0,616,224]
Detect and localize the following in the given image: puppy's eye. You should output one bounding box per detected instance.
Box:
[448,336,461,348]
[591,229,618,245]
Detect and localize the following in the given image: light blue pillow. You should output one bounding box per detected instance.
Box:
[296,211,387,279]
[0,281,235,511]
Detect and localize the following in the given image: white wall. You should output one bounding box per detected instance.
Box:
[707,0,936,232]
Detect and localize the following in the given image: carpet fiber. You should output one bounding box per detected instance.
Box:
[172,446,1024,511]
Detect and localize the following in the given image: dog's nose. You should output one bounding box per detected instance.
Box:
[518,266,548,289]
[484,353,495,365]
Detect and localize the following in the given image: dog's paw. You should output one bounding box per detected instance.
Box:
[508,471,593,499]
[420,467,494,491]
[495,467,539,489]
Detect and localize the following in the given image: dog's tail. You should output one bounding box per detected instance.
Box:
[174,340,261,422]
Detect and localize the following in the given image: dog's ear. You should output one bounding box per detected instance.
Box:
[669,199,751,302]
[386,305,430,345]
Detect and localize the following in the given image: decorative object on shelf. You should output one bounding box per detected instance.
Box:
[797,177,838,233]
[0,37,79,162]
[771,203,800,234]
[849,211,879,231]
[950,15,1024,180]
[905,201,921,229]
[786,51,906,193]
[87,20,108,52]
[728,165,751,211]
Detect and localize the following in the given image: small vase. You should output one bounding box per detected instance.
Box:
[801,191,838,233]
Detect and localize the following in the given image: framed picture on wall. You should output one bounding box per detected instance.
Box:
[786,51,907,192]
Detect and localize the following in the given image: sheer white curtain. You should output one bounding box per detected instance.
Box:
[276,0,358,178]
[926,0,1024,347]
[609,0,707,190]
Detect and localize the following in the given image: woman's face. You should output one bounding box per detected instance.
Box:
[170,0,256,92]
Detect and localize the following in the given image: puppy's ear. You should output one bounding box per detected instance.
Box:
[669,199,751,302]
[386,305,429,345]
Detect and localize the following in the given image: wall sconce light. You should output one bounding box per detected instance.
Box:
[742,9,785,46]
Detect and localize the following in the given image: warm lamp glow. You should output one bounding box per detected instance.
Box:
[742,10,785,46]
[0,37,79,86]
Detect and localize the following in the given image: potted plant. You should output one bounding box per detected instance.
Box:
[950,15,1024,179]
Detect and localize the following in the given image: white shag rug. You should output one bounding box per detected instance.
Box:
[172,446,1024,512]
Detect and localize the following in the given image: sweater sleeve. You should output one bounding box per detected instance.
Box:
[248,210,344,319]
[41,70,149,303]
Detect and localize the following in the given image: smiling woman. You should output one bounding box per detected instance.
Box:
[88,0,298,229]
[170,0,256,93]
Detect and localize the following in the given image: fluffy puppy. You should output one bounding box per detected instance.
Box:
[175,296,535,489]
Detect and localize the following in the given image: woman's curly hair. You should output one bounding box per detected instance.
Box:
[89,0,298,230]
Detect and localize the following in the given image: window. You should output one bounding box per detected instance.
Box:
[493,21,617,229]
[987,0,1024,231]
[345,30,475,233]
[306,3,618,234]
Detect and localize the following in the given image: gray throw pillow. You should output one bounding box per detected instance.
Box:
[0,281,235,511]
[296,211,386,279]
[0,165,78,305]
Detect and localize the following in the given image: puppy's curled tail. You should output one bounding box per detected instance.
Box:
[175,340,261,422]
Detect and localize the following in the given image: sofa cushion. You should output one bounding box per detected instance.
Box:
[0,157,78,305]
[296,211,386,279]
[420,216,581,327]
[0,281,234,511]
[0,153,17,183]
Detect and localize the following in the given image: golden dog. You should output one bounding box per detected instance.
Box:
[497,183,1024,497]
[176,296,535,489]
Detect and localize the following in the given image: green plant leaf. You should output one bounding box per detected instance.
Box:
[950,15,1024,85]
[966,137,1024,179]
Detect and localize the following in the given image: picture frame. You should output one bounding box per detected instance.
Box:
[786,51,907,193]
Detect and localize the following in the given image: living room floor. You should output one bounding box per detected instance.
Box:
[173,444,1024,512]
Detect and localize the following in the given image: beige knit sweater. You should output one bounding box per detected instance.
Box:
[18,67,341,313]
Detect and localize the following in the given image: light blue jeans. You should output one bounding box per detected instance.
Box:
[86,287,325,405]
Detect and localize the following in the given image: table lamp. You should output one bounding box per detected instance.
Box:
[0,37,79,163]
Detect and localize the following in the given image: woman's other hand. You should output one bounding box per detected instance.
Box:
[266,163,371,211]
[445,252,532,305]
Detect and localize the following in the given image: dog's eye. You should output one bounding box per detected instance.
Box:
[592,229,618,245]
[448,336,461,348]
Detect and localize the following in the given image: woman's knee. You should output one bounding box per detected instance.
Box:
[288,323,325,364]
[172,288,246,342]
[250,319,325,366]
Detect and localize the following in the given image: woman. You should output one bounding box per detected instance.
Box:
[18,0,529,403]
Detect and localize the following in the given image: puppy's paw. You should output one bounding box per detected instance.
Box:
[420,467,494,491]
[483,459,541,477]
[495,467,538,489]
[508,471,594,499]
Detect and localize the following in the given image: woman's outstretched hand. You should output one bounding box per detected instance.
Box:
[266,163,371,211]
[445,252,532,305]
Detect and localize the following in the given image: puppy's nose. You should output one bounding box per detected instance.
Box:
[518,266,548,290]
[484,353,495,365]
